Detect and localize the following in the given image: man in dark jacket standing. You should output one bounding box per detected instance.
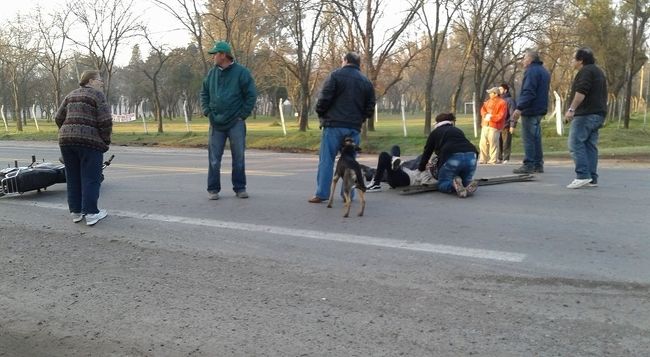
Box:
[308,52,376,203]
[564,47,608,189]
[201,41,257,200]
[512,49,550,174]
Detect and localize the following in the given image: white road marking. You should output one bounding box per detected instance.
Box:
[5,201,527,263]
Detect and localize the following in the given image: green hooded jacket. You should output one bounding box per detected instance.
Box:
[201,62,257,131]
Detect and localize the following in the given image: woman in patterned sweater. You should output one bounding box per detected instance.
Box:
[55,70,112,226]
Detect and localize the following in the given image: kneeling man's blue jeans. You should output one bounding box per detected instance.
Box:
[437,152,477,193]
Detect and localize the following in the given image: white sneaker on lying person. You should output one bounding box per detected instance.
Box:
[366,182,382,192]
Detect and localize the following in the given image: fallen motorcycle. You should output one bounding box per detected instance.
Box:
[0,155,114,197]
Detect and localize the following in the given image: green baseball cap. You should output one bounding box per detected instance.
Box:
[208,41,232,55]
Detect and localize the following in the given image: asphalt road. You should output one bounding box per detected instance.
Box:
[1,141,649,356]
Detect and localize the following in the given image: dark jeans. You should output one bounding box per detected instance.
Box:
[520,115,544,169]
[437,152,477,193]
[208,119,246,194]
[499,128,512,161]
[373,151,410,188]
[314,127,360,199]
[568,114,605,181]
[60,145,103,214]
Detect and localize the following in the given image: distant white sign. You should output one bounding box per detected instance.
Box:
[112,113,136,123]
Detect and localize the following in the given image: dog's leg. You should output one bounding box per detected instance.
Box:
[327,175,339,208]
[342,189,352,217]
[357,189,365,217]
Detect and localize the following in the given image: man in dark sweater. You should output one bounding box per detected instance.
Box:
[564,47,608,189]
[417,113,479,198]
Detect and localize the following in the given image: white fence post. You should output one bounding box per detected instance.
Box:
[140,100,148,134]
[374,103,378,123]
[472,92,478,138]
[554,91,563,136]
[400,94,407,137]
[183,99,190,132]
[278,98,287,136]
[31,104,40,132]
[1,105,8,132]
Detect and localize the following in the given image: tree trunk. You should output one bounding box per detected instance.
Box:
[11,79,23,132]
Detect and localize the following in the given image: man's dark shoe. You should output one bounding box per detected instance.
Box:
[308,196,325,203]
[513,165,533,174]
[533,166,544,173]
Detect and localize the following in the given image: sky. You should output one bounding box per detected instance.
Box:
[2,0,419,66]
[0,0,194,66]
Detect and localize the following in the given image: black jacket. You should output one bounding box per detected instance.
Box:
[418,124,478,172]
[316,64,376,131]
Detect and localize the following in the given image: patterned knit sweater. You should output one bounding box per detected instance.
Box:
[55,86,112,152]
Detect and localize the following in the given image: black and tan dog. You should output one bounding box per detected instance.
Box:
[327,137,366,217]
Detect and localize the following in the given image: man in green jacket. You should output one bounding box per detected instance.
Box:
[201,41,257,200]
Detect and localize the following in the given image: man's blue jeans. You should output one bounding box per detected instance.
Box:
[314,127,360,199]
[208,119,246,194]
[60,146,103,214]
[569,114,605,181]
[520,115,544,169]
[436,152,477,193]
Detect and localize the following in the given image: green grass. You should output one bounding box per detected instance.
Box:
[2,113,649,159]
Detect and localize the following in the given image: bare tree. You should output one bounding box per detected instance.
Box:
[66,0,141,100]
[0,16,40,131]
[150,0,210,73]
[622,0,650,128]
[331,0,424,131]
[36,7,73,110]
[265,0,328,131]
[454,0,553,119]
[417,0,460,133]
[139,27,174,133]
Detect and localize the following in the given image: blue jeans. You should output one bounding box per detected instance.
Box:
[568,114,605,181]
[520,115,544,168]
[60,146,103,214]
[314,127,360,199]
[437,152,477,193]
[208,119,246,193]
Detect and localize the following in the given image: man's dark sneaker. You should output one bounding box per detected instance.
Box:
[366,182,382,192]
[513,165,533,174]
[588,178,598,187]
[533,166,544,173]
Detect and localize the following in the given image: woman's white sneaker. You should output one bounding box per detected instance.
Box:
[566,178,592,189]
[71,213,85,223]
[86,209,107,226]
